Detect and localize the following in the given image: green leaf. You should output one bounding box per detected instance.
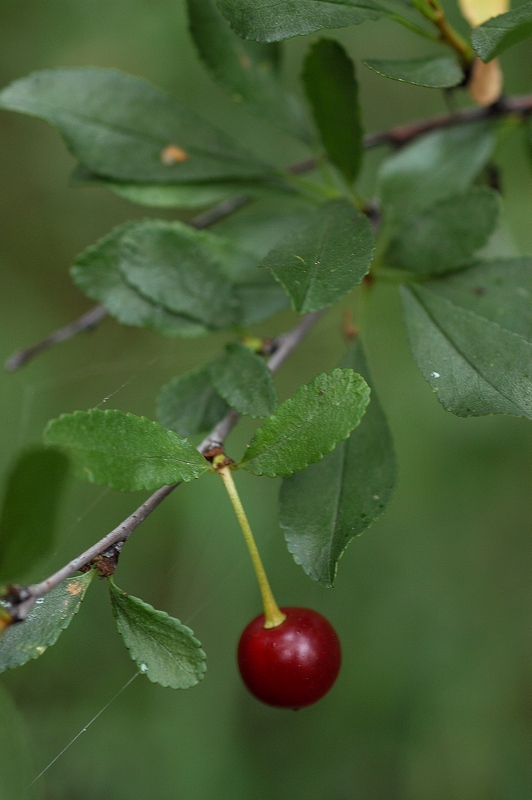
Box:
[402,277,532,419]
[0,447,69,583]
[187,0,310,139]
[209,343,277,418]
[216,0,387,42]
[280,340,396,585]
[363,55,463,88]
[386,187,500,276]
[109,580,206,689]
[262,199,374,313]
[471,1,532,61]
[302,39,363,183]
[240,368,370,477]
[0,683,32,800]
[118,221,241,329]
[378,122,495,222]
[72,165,256,209]
[0,68,273,183]
[71,224,208,338]
[0,573,94,672]
[43,409,210,491]
[157,367,229,438]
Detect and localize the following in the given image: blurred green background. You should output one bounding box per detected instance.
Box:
[1,1,531,798]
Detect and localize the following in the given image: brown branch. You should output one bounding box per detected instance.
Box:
[6,310,324,622]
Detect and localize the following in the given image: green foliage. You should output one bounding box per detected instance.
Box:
[0,573,94,672]
[43,410,211,491]
[385,187,500,276]
[0,447,69,583]
[402,270,532,418]
[302,39,363,183]
[240,368,370,477]
[280,340,396,585]
[0,683,32,800]
[363,55,463,88]
[0,68,274,184]
[209,343,277,418]
[262,199,374,312]
[216,0,386,42]
[109,580,206,689]
[471,1,532,61]
[157,368,229,438]
[187,0,309,139]
[378,123,495,221]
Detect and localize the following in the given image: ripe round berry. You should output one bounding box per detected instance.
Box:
[237,607,341,709]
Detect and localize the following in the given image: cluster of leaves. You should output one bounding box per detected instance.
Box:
[1,0,532,691]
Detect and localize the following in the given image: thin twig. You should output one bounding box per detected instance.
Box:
[3,195,252,372]
[7,310,323,621]
[4,304,108,372]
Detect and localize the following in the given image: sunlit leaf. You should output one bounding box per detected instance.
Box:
[109,580,206,689]
[240,369,370,477]
[44,410,210,491]
[280,340,396,585]
[0,573,94,672]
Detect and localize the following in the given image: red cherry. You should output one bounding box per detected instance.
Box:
[237,607,341,709]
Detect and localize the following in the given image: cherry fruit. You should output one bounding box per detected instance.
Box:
[237,607,341,709]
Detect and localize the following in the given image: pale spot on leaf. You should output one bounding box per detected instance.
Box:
[161,145,188,165]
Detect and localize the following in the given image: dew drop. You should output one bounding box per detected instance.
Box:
[430,371,440,378]
[139,663,148,674]
[35,598,44,605]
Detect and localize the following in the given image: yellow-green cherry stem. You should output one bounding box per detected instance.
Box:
[215,461,286,630]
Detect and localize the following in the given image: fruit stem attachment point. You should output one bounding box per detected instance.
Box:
[216,463,286,630]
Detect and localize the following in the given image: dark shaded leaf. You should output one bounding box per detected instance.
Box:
[157,368,229,438]
[44,410,210,491]
[0,447,69,583]
[363,55,463,88]
[118,221,240,329]
[262,199,374,312]
[0,68,273,183]
[302,39,363,183]
[216,0,387,42]
[240,368,370,477]
[280,340,396,584]
[209,343,277,418]
[386,187,500,276]
[0,573,94,672]
[0,683,32,799]
[378,122,495,221]
[402,277,532,418]
[471,1,532,61]
[109,580,206,689]
[70,224,208,338]
[188,0,310,139]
